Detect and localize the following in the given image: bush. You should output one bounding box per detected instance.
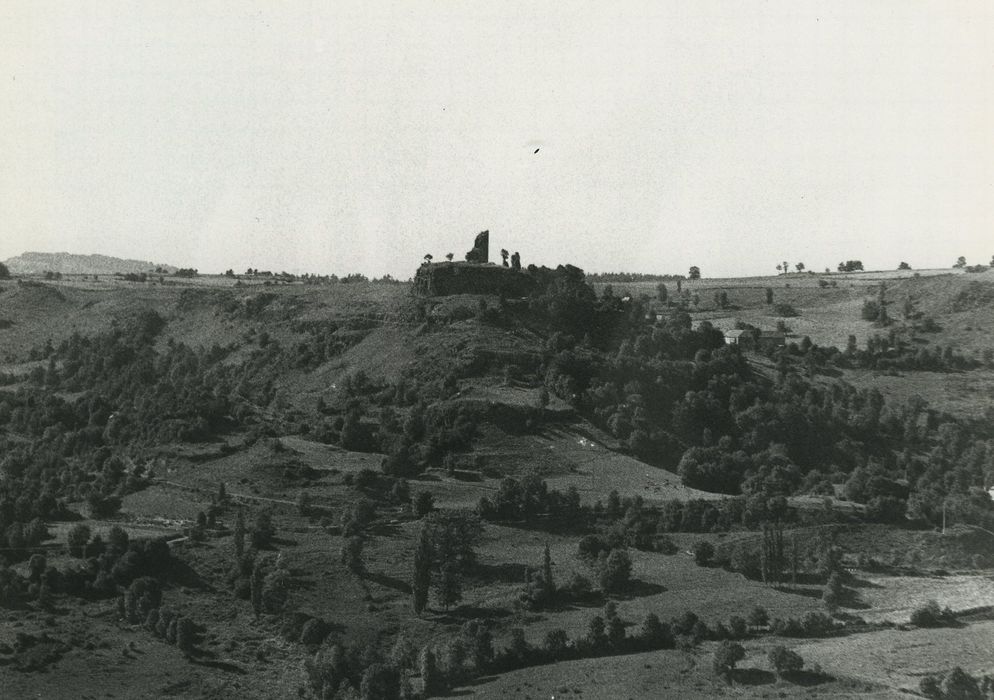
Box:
[773,303,799,317]
[413,491,435,518]
[748,606,769,628]
[861,300,880,321]
[910,599,956,627]
[655,536,678,555]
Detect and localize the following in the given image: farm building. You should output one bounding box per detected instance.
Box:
[756,330,786,351]
[723,329,752,345]
[722,328,786,351]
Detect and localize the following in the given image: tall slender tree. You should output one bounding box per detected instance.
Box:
[412,526,432,614]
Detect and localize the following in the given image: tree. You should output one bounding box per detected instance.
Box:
[898,261,911,270]
[500,249,509,267]
[297,491,311,516]
[693,540,714,567]
[341,535,365,576]
[954,256,967,268]
[251,509,275,548]
[411,526,432,614]
[424,254,433,264]
[419,646,443,697]
[712,641,745,683]
[413,491,435,518]
[656,283,668,303]
[0,262,10,279]
[688,266,701,280]
[544,629,569,657]
[445,253,454,262]
[176,617,196,653]
[233,509,245,558]
[768,645,803,679]
[67,523,90,557]
[541,543,555,596]
[748,606,769,628]
[765,287,774,304]
[795,262,805,273]
[108,525,129,556]
[27,553,46,583]
[822,571,846,610]
[359,663,400,700]
[599,549,632,592]
[250,556,266,616]
[438,561,462,610]
[941,666,982,700]
[587,615,607,649]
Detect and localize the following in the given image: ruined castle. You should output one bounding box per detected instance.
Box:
[413,231,535,297]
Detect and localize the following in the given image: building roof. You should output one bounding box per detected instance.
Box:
[724,329,750,338]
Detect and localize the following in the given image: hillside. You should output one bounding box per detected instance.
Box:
[1,267,993,700]
[3,251,177,275]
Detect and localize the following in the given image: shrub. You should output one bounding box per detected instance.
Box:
[861,300,880,321]
[299,618,327,645]
[543,629,570,658]
[413,491,435,518]
[728,615,748,639]
[748,606,769,628]
[773,302,799,317]
[655,536,678,555]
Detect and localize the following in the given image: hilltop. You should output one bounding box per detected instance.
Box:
[3,251,177,275]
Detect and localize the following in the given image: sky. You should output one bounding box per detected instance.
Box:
[1,1,992,278]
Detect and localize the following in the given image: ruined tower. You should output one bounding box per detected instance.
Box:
[465,230,489,263]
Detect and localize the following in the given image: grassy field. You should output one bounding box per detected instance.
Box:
[465,643,899,699]
[794,620,994,693]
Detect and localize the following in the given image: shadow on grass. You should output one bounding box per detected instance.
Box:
[613,579,666,600]
[164,558,216,592]
[188,655,248,674]
[849,577,885,589]
[786,669,833,686]
[473,562,530,585]
[364,571,412,594]
[731,668,775,685]
[776,585,823,600]
[431,606,513,625]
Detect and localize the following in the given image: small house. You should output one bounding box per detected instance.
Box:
[723,329,753,348]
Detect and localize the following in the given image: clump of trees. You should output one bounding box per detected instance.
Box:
[411,510,482,613]
[919,666,994,699]
[909,599,957,628]
[768,645,804,679]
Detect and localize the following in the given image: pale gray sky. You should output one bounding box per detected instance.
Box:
[1,1,991,277]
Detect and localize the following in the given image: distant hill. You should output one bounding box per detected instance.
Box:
[3,252,177,275]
